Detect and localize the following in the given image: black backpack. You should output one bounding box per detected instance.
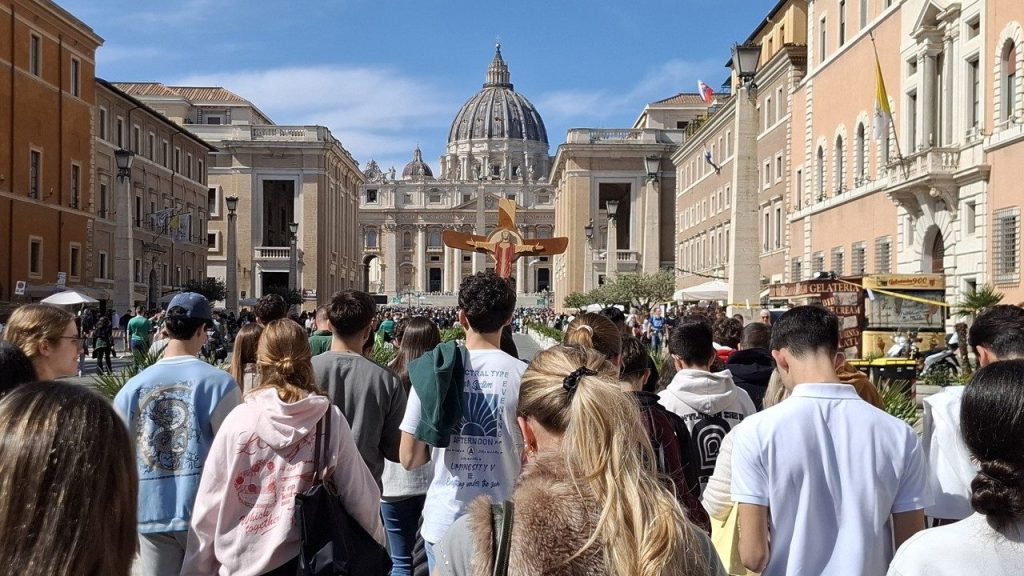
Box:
[669,410,732,497]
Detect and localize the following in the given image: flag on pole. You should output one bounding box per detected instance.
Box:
[873,56,892,139]
[698,80,714,105]
[703,146,722,175]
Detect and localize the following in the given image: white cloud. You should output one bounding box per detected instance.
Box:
[174,65,459,168]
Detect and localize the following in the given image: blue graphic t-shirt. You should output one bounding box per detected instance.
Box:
[400,348,527,544]
[114,355,241,534]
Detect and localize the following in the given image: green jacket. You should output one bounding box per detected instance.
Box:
[408,340,465,448]
[308,330,333,356]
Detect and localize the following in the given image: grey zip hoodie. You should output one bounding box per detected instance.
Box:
[657,368,756,426]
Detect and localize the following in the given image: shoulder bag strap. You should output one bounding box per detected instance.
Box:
[312,414,324,484]
[490,500,514,576]
[320,405,334,491]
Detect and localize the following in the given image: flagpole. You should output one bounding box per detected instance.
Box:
[869,32,908,179]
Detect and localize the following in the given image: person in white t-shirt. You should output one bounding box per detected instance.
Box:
[732,305,930,576]
[889,359,1024,576]
[922,305,1024,523]
[399,272,526,573]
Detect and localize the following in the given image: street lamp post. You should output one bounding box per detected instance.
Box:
[642,154,661,274]
[727,42,763,319]
[583,219,595,292]
[604,200,619,282]
[113,149,135,317]
[225,196,239,312]
[288,222,299,306]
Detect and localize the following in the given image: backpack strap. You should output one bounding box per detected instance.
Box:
[312,405,333,487]
[490,500,514,576]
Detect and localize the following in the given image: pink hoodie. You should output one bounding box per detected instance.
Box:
[181,388,384,576]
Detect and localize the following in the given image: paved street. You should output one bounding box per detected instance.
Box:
[513,332,546,362]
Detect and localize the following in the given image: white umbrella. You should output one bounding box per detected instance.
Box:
[41,289,99,306]
[673,279,730,301]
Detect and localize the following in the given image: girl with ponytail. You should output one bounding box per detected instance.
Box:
[181,319,384,575]
[434,344,726,576]
[888,359,1024,576]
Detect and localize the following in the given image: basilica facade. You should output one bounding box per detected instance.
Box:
[359,46,555,302]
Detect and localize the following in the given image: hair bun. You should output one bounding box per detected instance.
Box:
[275,358,296,376]
[970,459,1024,527]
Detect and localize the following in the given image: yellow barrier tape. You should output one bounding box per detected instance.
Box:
[835,278,950,308]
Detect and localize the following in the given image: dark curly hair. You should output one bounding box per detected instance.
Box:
[961,359,1024,530]
[457,271,516,334]
[253,293,289,324]
[713,317,743,349]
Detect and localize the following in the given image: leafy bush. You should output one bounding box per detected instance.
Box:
[372,343,397,367]
[91,351,162,400]
[440,326,466,342]
[879,379,919,428]
[526,323,564,343]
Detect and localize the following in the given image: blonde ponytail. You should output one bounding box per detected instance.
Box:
[519,345,708,576]
[253,319,322,403]
[565,313,621,360]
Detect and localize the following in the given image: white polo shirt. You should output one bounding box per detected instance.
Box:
[921,386,976,520]
[731,383,931,576]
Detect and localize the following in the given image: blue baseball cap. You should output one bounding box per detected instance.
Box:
[167,292,213,322]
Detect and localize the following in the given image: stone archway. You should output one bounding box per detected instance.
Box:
[919,224,946,274]
[362,254,382,293]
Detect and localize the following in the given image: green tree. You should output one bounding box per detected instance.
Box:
[265,286,304,305]
[604,271,675,316]
[182,277,227,303]
[954,284,1004,373]
[562,291,589,311]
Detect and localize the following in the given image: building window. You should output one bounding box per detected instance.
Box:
[965,201,977,235]
[763,207,771,252]
[855,123,866,184]
[207,187,220,217]
[968,57,981,129]
[429,193,442,203]
[70,164,80,209]
[812,252,824,275]
[132,125,140,153]
[994,207,1021,284]
[791,257,803,281]
[162,140,169,167]
[186,153,193,179]
[99,183,108,218]
[795,169,803,210]
[29,237,42,277]
[365,189,378,203]
[852,242,866,275]
[860,0,868,27]
[365,229,378,248]
[816,147,825,199]
[29,33,41,76]
[765,96,773,127]
[198,159,204,183]
[148,132,156,159]
[763,159,772,188]
[174,148,181,173]
[820,17,827,63]
[726,130,734,157]
[774,204,782,249]
[29,150,41,199]
[70,57,80,97]
[99,108,108,141]
[207,232,218,250]
[116,117,124,148]
[831,247,845,275]
[875,236,892,273]
[135,196,142,227]
[1001,42,1019,123]
[402,231,412,249]
[69,243,81,279]
[839,1,847,46]
[835,135,846,193]
[98,251,108,279]
[775,154,783,183]
[907,92,918,150]
[135,259,142,283]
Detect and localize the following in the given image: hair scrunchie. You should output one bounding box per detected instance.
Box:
[562,366,596,399]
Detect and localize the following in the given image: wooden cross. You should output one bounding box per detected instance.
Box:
[442,198,568,278]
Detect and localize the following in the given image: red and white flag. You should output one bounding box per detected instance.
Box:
[696,79,712,104]
[698,80,714,104]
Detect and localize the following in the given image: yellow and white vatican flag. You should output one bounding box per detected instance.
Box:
[873,55,892,140]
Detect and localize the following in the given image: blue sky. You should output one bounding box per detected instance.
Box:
[61,0,779,173]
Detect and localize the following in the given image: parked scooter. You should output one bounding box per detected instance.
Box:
[919,332,961,377]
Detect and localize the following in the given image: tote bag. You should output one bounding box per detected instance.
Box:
[710,505,759,576]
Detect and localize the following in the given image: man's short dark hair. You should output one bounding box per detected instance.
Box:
[254,294,288,324]
[969,305,1024,359]
[740,322,772,350]
[599,306,626,328]
[458,271,516,334]
[164,306,209,340]
[619,335,649,380]
[668,318,715,367]
[714,317,743,349]
[328,290,376,337]
[770,305,839,357]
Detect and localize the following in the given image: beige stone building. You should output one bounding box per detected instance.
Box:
[675,0,1024,311]
[550,94,711,308]
[93,80,213,311]
[117,83,364,309]
[358,46,555,305]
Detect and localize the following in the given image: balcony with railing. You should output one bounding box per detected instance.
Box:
[592,249,641,272]
[254,246,303,262]
[566,128,684,146]
[188,124,334,143]
[883,146,980,216]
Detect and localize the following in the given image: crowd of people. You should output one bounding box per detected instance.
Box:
[1,274,1023,575]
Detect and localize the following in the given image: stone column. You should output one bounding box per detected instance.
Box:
[727,81,762,319]
[605,211,618,282]
[922,51,937,148]
[415,225,426,292]
[516,257,525,293]
[382,224,398,295]
[642,176,661,273]
[442,244,452,292]
[943,34,956,145]
[114,176,135,315]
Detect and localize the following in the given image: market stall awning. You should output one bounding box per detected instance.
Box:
[673,279,729,301]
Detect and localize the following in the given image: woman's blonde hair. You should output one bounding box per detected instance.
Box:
[254,319,321,403]
[762,369,791,409]
[564,312,621,360]
[230,323,263,391]
[519,345,708,576]
[0,381,137,575]
[3,304,74,359]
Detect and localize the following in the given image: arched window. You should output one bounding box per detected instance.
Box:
[855,123,866,183]
[816,146,826,200]
[365,229,378,249]
[402,231,412,249]
[1002,41,1019,122]
[428,229,442,248]
[834,136,846,194]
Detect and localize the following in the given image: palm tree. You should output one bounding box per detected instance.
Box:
[954,284,1004,373]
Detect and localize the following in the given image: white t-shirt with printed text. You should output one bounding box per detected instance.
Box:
[731,383,931,576]
[400,348,527,544]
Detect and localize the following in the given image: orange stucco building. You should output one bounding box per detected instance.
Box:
[0,0,102,301]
